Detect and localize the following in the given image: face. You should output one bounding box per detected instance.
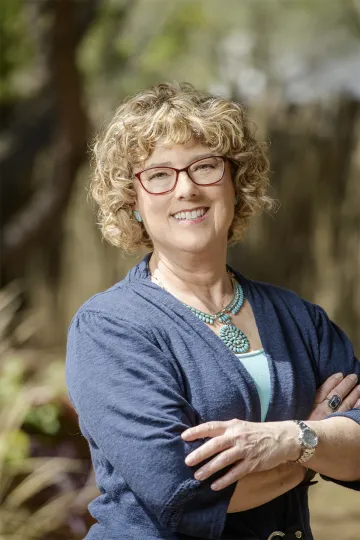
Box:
[133,139,235,255]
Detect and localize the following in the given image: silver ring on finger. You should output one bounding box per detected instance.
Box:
[327,394,342,411]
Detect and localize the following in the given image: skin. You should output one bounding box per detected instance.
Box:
[133,139,360,512]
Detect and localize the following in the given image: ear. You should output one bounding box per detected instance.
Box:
[131,198,138,212]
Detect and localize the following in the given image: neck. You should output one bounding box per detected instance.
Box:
[148,246,233,313]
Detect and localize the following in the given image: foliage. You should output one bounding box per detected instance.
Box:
[0,286,96,540]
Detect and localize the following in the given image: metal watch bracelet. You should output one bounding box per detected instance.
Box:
[293,420,318,465]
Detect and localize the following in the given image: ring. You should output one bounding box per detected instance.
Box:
[327,394,342,411]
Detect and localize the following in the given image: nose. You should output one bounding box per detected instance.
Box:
[174,170,200,199]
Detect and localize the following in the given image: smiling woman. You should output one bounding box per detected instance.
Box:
[66,82,360,540]
[90,81,273,254]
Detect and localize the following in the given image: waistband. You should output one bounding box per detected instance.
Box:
[241,529,304,540]
[267,531,303,540]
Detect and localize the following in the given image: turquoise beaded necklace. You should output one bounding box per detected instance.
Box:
[150,269,250,354]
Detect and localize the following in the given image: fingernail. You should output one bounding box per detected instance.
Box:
[211,482,220,490]
[350,374,358,381]
[195,470,204,480]
[335,373,343,379]
[356,400,360,407]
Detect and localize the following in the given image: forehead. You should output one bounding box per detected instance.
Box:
[144,139,212,168]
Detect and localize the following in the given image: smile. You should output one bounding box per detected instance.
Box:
[172,207,209,223]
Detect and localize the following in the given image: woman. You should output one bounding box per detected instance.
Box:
[66,82,360,540]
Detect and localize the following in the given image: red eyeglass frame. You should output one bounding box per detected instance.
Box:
[134,156,227,195]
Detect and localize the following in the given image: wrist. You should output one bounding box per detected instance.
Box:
[286,420,319,464]
[283,421,303,461]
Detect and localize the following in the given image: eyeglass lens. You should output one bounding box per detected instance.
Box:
[140,156,224,194]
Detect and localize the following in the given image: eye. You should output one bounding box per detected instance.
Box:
[194,163,214,171]
[148,171,170,180]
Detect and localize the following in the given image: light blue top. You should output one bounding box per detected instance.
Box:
[235,349,270,421]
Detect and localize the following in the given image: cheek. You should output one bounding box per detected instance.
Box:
[215,190,235,217]
[142,198,169,224]
[219,200,236,231]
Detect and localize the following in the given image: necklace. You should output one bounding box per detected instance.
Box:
[150,268,250,354]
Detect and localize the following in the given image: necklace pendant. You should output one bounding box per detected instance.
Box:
[220,323,250,353]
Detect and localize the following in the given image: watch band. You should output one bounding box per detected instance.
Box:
[293,420,317,464]
[295,447,315,464]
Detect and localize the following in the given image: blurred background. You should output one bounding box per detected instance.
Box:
[1,0,359,538]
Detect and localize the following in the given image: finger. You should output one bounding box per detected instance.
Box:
[326,373,358,401]
[185,435,230,466]
[314,373,343,404]
[181,421,229,441]
[211,460,249,491]
[194,446,242,481]
[308,374,360,421]
[337,385,360,412]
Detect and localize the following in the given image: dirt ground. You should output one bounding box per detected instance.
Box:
[309,478,359,539]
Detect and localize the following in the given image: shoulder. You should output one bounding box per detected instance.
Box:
[68,278,150,334]
[68,252,157,329]
[241,275,355,356]
[250,278,304,303]
[65,281,186,403]
[239,273,319,322]
[66,281,160,380]
[73,280,127,315]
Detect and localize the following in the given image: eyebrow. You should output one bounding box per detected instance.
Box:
[146,153,215,169]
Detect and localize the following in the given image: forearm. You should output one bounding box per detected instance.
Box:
[303,417,360,481]
[227,462,305,513]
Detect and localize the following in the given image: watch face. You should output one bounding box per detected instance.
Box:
[303,428,318,448]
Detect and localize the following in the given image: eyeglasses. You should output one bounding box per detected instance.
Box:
[134,156,226,195]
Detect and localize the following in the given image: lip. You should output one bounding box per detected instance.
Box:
[171,206,209,217]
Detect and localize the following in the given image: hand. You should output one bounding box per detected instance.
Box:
[308,372,359,421]
[181,419,299,491]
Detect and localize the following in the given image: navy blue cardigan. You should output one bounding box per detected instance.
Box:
[66,251,360,540]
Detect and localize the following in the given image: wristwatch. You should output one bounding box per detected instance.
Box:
[293,420,318,464]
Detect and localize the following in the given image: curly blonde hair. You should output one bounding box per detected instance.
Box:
[91,81,274,253]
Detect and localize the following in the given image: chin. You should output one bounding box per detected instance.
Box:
[172,234,214,254]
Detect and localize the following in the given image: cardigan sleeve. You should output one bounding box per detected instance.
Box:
[309,301,360,490]
[65,309,236,539]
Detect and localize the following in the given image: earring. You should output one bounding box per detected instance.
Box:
[234,195,238,205]
[133,210,143,223]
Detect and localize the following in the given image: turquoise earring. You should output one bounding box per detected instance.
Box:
[133,210,143,223]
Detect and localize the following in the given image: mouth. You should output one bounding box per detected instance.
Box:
[171,207,209,224]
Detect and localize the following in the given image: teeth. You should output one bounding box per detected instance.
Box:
[173,208,207,220]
